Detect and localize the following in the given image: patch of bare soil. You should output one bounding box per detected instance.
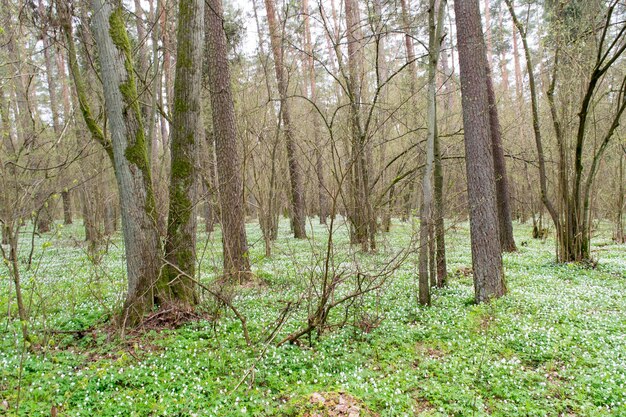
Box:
[301,392,378,417]
[415,342,446,359]
[414,397,436,414]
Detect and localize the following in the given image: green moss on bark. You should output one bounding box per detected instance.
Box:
[108,6,156,217]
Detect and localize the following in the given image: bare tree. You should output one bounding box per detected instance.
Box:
[302,0,328,225]
[263,0,307,239]
[418,0,447,305]
[506,0,626,262]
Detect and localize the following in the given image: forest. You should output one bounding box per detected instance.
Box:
[0,0,625,415]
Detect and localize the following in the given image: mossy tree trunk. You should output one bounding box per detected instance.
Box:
[206,0,251,282]
[162,0,205,304]
[83,0,165,324]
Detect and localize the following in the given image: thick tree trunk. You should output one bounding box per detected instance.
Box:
[263,0,307,239]
[206,0,251,282]
[162,0,204,304]
[90,0,164,324]
[454,0,506,303]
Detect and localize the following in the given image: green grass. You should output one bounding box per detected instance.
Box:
[0,218,624,416]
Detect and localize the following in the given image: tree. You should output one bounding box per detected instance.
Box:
[506,0,626,262]
[454,0,506,303]
[418,0,447,305]
[206,0,251,281]
[302,0,328,225]
[399,0,418,222]
[263,0,307,239]
[486,60,517,252]
[344,0,376,252]
[162,0,205,304]
[62,0,170,324]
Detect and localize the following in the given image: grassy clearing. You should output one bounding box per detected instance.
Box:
[0,218,625,416]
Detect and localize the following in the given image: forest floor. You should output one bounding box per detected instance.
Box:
[0,218,625,416]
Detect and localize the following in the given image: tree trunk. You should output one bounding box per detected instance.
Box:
[147,0,163,171]
[372,0,390,233]
[486,65,516,252]
[433,127,447,286]
[345,0,375,252]
[89,0,164,323]
[512,19,523,101]
[302,0,328,225]
[616,149,625,243]
[80,185,100,248]
[454,0,506,303]
[62,191,73,225]
[163,0,204,304]
[498,8,510,90]
[418,0,447,305]
[57,48,74,225]
[400,0,418,224]
[38,4,61,234]
[263,0,307,239]
[206,0,251,282]
[484,0,493,67]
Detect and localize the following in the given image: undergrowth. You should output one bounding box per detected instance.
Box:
[0,218,624,416]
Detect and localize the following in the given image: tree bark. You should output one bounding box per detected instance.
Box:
[89,0,164,323]
[454,0,506,303]
[163,0,205,304]
[57,50,74,225]
[345,0,376,252]
[419,0,447,306]
[486,66,516,252]
[206,0,251,282]
[512,19,523,101]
